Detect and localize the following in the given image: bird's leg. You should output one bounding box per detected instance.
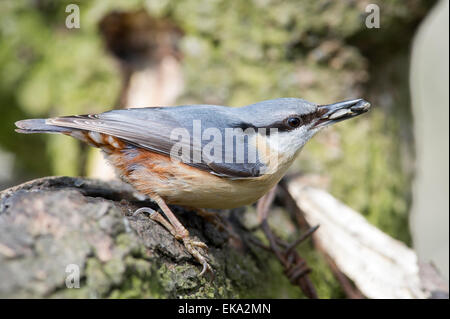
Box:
[133,207,176,236]
[134,195,212,276]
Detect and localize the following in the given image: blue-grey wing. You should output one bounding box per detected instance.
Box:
[46,105,267,178]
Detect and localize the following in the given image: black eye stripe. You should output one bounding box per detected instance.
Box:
[280,112,317,131]
[300,112,316,124]
[235,112,318,132]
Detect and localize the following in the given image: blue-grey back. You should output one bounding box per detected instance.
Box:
[16,98,317,178]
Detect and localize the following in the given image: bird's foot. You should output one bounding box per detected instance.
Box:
[181,236,213,277]
[133,206,213,277]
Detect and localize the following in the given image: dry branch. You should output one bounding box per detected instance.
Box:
[285,176,449,299]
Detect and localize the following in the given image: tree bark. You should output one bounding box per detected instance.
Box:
[0,176,298,298]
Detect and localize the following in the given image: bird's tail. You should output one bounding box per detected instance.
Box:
[15,119,73,134]
[15,118,127,153]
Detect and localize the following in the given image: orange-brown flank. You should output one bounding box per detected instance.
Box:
[71,131,289,209]
[105,145,285,209]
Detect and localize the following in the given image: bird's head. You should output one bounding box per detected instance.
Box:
[240,98,371,170]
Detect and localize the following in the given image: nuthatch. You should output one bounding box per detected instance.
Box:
[15,98,370,275]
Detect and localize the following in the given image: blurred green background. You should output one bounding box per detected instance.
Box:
[0,0,439,297]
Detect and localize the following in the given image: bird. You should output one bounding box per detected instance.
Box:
[15,97,370,275]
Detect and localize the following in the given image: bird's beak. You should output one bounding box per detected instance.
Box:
[314,99,371,128]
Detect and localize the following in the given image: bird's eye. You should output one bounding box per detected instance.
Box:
[286,117,302,128]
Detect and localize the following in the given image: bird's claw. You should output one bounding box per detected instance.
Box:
[132,206,213,277]
[133,207,156,217]
[183,237,213,277]
[191,240,208,251]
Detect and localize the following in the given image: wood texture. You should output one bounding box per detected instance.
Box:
[286,177,449,299]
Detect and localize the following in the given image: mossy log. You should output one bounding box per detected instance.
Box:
[0,176,301,298]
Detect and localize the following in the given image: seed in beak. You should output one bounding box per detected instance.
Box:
[350,101,371,112]
[328,108,351,120]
